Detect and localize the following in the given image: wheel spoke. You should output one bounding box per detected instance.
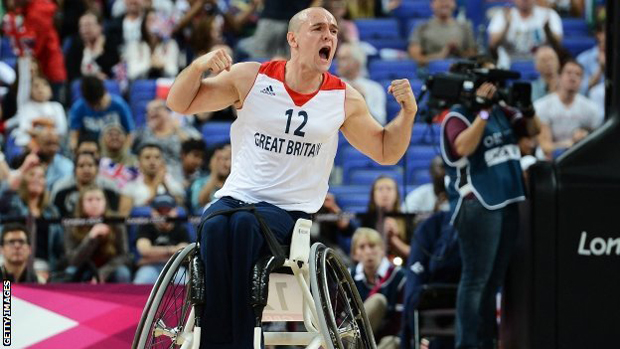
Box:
[311,245,376,349]
[138,247,195,349]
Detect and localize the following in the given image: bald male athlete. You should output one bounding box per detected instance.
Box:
[167,7,418,348]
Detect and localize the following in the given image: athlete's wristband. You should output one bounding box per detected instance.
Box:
[478,110,490,121]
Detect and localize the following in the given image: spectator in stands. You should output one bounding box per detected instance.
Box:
[546,0,584,17]
[0,223,42,283]
[99,123,139,188]
[179,138,207,189]
[0,151,9,181]
[2,0,67,98]
[58,0,92,41]
[173,0,225,57]
[51,152,124,217]
[122,143,185,207]
[76,135,101,159]
[407,0,477,66]
[113,0,173,17]
[400,211,461,349]
[337,42,386,125]
[531,45,560,101]
[189,143,231,213]
[125,8,180,80]
[64,185,131,282]
[108,0,146,52]
[0,164,64,273]
[65,11,121,82]
[69,75,134,151]
[8,128,73,192]
[236,0,318,59]
[133,99,200,174]
[535,59,602,157]
[10,76,67,147]
[402,156,448,217]
[588,78,605,121]
[577,22,605,96]
[221,0,262,41]
[133,194,190,284]
[325,0,360,43]
[361,176,412,260]
[488,0,563,68]
[350,227,405,348]
[346,0,400,19]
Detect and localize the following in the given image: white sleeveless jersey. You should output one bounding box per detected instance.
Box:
[214,61,346,213]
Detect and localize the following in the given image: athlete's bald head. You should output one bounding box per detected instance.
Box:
[288,7,335,33]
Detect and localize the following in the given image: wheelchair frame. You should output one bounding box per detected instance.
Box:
[132,219,377,349]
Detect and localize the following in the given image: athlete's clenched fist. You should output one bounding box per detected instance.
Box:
[192,48,233,74]
[388,79,418,114]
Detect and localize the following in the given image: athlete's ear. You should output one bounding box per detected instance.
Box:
[287,31,298,49]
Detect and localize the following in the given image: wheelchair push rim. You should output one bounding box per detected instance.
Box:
[310,243,377,349]
[133,243,196,349]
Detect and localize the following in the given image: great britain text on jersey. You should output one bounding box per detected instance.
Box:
[254,132,322,157]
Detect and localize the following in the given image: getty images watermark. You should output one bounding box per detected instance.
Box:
[3,281,10,346]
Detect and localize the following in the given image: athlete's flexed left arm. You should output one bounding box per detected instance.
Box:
[341,79,418,165]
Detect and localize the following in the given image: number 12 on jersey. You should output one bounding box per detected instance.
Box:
[284,109,308,137]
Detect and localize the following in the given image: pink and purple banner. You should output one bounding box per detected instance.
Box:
[9,284,150,348]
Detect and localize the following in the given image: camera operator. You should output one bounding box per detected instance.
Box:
[439,59,541,349]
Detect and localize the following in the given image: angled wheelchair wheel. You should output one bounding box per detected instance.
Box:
[133,243,197,349]
[310,243,377,349]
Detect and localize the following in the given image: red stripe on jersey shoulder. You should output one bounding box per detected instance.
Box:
[258,60,345,107]
[259,60,286,81]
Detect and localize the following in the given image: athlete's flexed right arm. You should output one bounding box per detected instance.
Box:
[166,49,259,115]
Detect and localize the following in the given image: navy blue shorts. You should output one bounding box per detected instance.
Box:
[199,196,310,348]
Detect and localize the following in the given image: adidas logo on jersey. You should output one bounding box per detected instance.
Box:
[260,85,276,96]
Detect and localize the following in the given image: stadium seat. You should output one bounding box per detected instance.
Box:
[363,38,408,51]
[403,145,439,170]
[2,57,16,69]
[201,122,232,147]
[129,79,158,127]
[71,79,122,103]
[335,193,370,211]
[356,19,401,40]
[130,79,157,102]
[392,1,433,20]
[4,134,23,164]
[0,38,15,61]
[131,99,150,128]
[427,59,455,74]
[562,18,589,37]
[328,185,370,198]
[369,59,418,81]
[562,36,597,57]
[349,168,404,186]
[410,124,441,145]
[510,60,539,81]
[405,18,427,38]
[411,168,432,185]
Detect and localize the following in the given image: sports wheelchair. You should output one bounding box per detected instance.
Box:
[132,217,377,349]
